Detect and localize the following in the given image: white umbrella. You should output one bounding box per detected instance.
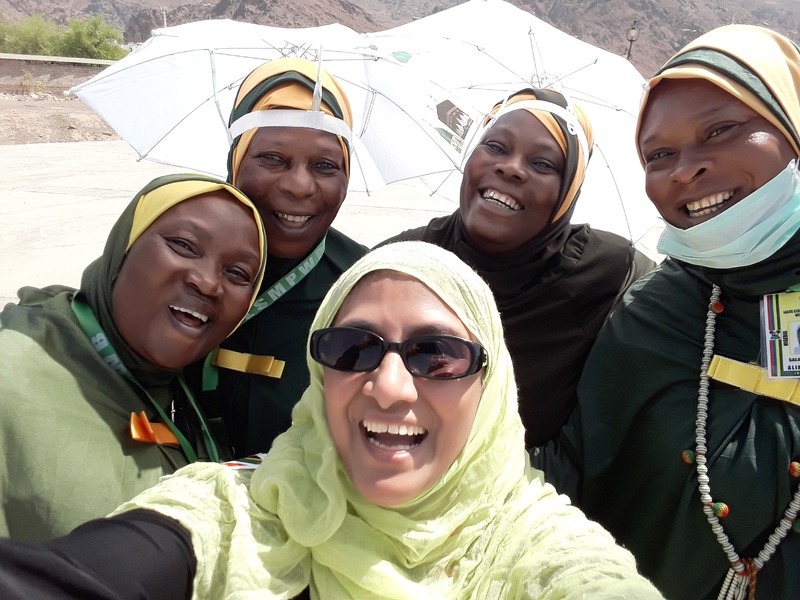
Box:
[364,0,661,242]
[67,19,467,195]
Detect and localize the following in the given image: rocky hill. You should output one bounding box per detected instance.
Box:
[1,0,799,77]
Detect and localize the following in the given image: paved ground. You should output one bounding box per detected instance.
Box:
[0,139,664,307]
[0,140,457,305]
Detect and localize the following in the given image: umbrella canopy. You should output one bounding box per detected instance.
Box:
[364,0,660,242]
[68,19,466,194]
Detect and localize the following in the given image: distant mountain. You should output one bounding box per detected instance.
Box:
[0,0,185,33]
[1,0,799,77]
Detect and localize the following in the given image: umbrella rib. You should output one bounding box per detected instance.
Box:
[592,142,634,241]
[70,48,227,91]
[527,27,548,88]
[337,59,467,173]
[139,49,237,162]
[207,50,233,147]
[366,91,464,172]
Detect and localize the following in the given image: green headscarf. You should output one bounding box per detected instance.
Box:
[0,173,267,540]
[116,241,662,599]
[80,173,267,386]
[635,24,800,164]
[227,57,353,185]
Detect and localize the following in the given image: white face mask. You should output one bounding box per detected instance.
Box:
[657,160,800,269]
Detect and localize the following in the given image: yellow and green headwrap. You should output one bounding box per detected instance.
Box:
[77,173,267,381]
[82,173,267,333]
[636,24,800,165]
[226,57,354,186]
[474,88,594,225]
[127,174,266,307]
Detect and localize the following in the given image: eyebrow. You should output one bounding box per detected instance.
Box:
[639,103,727,147]
[255,134,344,155]
[166,219,261,265]
[233,249,262,266]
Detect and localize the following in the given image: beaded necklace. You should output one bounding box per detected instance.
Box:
[695,284,800,600]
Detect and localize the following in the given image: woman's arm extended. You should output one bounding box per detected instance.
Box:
[0,509,195,600]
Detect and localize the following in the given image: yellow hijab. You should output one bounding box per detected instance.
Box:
[227,57,354,186]
[129,174,266,312]
[79,173,267,382]
[636,24,800,164]
[477,88,594,224]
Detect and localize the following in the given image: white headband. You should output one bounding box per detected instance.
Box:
[477,99,590,171]
[228,109,352,147]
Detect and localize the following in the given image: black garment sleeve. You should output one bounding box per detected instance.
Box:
[0,509,195,600]
[609,246,658,313]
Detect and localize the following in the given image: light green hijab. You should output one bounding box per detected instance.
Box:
[116,241,662,599]
[248,239,527,595]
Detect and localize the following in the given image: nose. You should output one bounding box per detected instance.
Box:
[185,259,223,298]
[494,152,528,181]
[671,149,711,184]
[278,163,315,198]
[363,350,418,408]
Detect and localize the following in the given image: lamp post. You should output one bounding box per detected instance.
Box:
[625,20,640,61]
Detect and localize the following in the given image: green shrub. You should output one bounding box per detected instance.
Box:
[0,14,61,55]
[0,14,128,60]
[58,16,128,60]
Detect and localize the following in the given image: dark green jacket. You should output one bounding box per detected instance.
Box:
[0,288,195,541]
[189,228,367,457]
[535,235,800,600]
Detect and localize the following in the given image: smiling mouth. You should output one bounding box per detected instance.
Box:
[482,188,523,211]
[684,191,733,219]
[275,212,312,223]
[361,419,428,451]
[169,305,210,327]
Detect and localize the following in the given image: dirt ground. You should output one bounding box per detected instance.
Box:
[0,92,121,145]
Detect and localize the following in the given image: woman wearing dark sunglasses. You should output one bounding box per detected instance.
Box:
[0,242,662,600]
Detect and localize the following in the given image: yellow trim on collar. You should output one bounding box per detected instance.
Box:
[708,355,800,405]
[212,348,285,379]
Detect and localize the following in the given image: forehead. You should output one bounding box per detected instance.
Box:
[152,190,243,222]
[141,192,259,249]
[485,109,554,140]
[647,77,735,109]
[481,110,564,163]
[341,271,438,308]
[639,79,749,138]
[334,272,459,320]
[248,125,343,153]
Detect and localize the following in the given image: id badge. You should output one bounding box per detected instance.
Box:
[761,291,800,377]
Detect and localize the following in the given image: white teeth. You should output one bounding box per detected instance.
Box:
[276,212,311,223]
[685,191,733,215]
[367,437,418,451]
[483,189,522,211]
[170,305,209,323]
[362,420,426,436]
[364,421,388,434]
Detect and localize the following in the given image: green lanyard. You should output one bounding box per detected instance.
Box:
[201,236,327,391]
[71,294,219,463]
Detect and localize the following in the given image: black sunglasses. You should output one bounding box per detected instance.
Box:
[310,326,487,380]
